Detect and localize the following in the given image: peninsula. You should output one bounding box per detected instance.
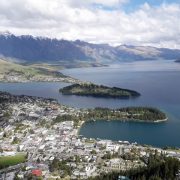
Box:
[55,107,167,126]
[60,83,140,98]
[0,91,167,129]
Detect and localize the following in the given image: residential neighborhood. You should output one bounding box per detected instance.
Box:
[0,92,180,179]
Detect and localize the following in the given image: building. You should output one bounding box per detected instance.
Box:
[32,169,42,177]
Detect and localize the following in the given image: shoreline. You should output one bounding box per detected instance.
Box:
[77,117,168,136]
[82,117,168,124]
[60,83,141,99]
[77,121,85,135]
[0,78,82,84]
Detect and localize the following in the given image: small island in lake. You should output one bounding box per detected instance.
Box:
[60,83,140,98]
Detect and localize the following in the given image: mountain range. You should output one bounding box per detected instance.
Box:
[0,32,180,65]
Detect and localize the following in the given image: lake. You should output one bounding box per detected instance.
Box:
[0,60,180,147]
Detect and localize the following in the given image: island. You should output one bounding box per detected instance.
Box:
[59,83,141,98]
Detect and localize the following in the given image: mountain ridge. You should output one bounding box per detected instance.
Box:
[0,33,180,65]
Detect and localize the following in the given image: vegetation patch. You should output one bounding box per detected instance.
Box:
[0,153,26,169]
[88,155,180,180]
[54,107,167,128]
[60,83,140,98]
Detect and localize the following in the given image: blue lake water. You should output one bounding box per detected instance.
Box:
[0,60,180,147]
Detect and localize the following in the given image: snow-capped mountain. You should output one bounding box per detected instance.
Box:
[0,33,180,64]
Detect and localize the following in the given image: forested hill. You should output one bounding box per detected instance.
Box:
[0,33,180,65]
[59,83,140,98]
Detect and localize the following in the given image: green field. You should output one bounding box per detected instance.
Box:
[0,153,26,169]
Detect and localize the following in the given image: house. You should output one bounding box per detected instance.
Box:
[32,169,42,177]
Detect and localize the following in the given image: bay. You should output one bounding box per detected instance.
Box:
[62,60,180,147]
[0,60,180,147]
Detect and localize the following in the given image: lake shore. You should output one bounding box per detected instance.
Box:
[1,60,179,147]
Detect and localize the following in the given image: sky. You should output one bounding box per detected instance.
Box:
[0,0,179,49]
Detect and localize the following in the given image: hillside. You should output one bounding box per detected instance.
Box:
[0,59,78,83]
[0,33,180,65]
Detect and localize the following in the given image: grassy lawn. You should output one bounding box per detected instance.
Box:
[0,153,26,169]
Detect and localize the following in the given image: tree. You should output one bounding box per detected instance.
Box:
[12,137,20,144]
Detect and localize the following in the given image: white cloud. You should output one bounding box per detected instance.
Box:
[68,0,129,8]
[0,0,179,49]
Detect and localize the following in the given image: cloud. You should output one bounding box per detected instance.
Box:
[68,0,129,8]
[0,0,179,49]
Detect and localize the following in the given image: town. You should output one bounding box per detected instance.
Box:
[0,92,180,179]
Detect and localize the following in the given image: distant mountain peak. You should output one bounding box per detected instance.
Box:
[0,30,13,37]
[0,33,179,64]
